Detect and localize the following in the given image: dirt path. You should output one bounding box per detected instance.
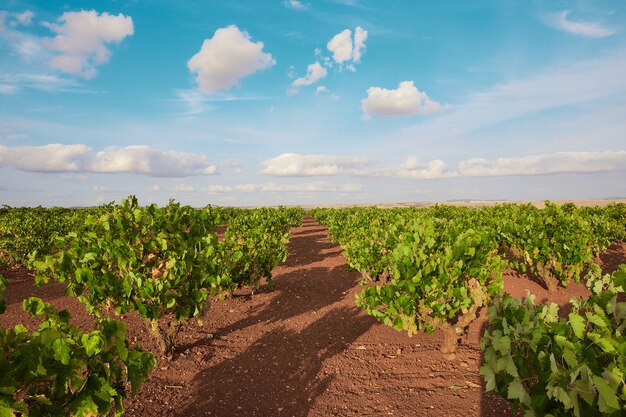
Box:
[130,216,516,417]
[2,217,624,416]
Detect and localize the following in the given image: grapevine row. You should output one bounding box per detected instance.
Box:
[0,196,303,415]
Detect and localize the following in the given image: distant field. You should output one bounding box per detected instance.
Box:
[301,198,626,209]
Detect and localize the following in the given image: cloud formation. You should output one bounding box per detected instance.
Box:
[188,25,275,94]
[15,10,34,26]
[0,144,218,177]
[327,26,367,68]
[543,11,615,38]
[458,151,626,177]
[234,182,361,193]
[205,184,234,194]
[0,143,90,172]
[388,157,457,179]
[361,81,446,119]
[292,61,327,87]
[0,11,47,62]
[44,10,134,79]
[285,0,307,10]
[189,182,362,194]
[261,151,626,179]
[261,153,374,176]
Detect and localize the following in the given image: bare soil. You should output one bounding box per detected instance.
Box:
[1,217,625,417]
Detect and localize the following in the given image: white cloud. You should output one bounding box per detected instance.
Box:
[361,81,446,119]
[259,151,626,180]
[285,0,307,10]
[175,89,208,116]
[235,182,361,193]
[261,153,374,176]
[0,12,47,61]
[44,10,134,79]
[458,151,626,177]
[388,157,457,179]
[326,26,367,67]
[0,10,35,28]
[327,29,353,64]
[352,26,367,63]
[15,10,34,26]
[315,85,339,99]
[205,184,234,194]
[173,183,194,192]
[90,146,218,177]
[0,143,90,172]
[543,11,615,38]
[292,61,327,87]
[0,144,219,177]
[188,25,275,95]
[0,73,81,93]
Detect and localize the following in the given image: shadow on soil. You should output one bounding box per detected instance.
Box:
[478,319,521,417]
[213,263,358,337]
[175,217,375,416]
[176,307,373,417]
[599,242,626,274]
[1,266,68,306]
[209,217,362,338]
[279,218,345,267]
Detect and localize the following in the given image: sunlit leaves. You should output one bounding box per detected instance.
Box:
[0,298,154,416]
[481,266,626,416]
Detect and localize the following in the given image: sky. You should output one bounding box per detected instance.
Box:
[0,0,625,207]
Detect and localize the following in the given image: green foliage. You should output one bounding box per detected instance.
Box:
[33,196,223,355]
[311,206,505,353]
[480,264,626,416]
[312,203,626,353]
[31,197,301,355]
[0,298,154,416]
[0,206,81,264]
[0,273,6,314]
[488,202,622,292]
[220,207,298,291]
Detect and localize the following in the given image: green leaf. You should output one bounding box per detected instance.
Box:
[549,386,572,409]
[573,378,595,406]
[588,331,615,353]
[480,364,497,392]
[23,297,46,316]
[593,375,620,412]
[0,405,16,417]
[568,313,586,339]
[73,398,99,417]
[494,335,511,354]
[505,355,519,377]
[507,378,529,406]
[52,338,71,365]
[562,348,578,369]
[586,312,607,329]
[81,334,103,357]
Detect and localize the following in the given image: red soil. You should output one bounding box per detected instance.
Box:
[1,216,624,417]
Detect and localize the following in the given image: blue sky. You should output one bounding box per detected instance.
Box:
[1,0,625,206]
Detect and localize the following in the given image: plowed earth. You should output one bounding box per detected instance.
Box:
[1,216,625,417]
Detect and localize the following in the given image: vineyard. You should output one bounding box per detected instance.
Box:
[1,198,626,416]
